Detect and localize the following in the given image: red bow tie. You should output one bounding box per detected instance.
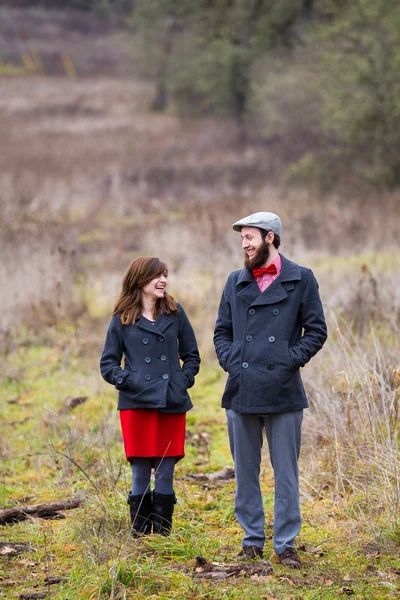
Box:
[252,264,277,278]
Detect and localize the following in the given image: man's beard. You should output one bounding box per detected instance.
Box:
[244,240,271,270]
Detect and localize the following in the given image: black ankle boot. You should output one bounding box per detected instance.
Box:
[152,492,177,536]
[127,491,152,535]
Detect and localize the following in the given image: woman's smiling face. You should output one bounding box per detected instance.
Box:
[141,271,168,301]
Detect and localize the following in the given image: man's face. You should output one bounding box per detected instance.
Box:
[241,226,271,270]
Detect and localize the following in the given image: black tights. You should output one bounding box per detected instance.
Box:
[131,457,175,495]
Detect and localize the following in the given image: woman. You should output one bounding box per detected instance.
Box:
[100,257,200,536]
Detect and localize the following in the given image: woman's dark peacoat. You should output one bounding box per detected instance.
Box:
[100,303,200,413]
[213,255,327,414]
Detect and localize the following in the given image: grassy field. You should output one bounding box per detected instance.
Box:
[0,319,399,599]
[0,16,399,596]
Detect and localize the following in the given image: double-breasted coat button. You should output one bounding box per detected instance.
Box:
[158,336,165,342]
[162,373,169,379]
[249,308,255,315]
[267,363,274,370]
[242,362,249,369]
[142,338,149,344]
[117,377,123,384]
[160,355,167,361]
[268,336,276,343]
[246,335,253,342]
[273,309,280,315]
[145,357,151,363]
[145,374,151,381]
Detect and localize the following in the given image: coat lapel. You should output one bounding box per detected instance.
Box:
[136,316,158,334]
[135,314,174,335]
[236,254,302,307]
[236,268,261,305]
[154,314,174,333]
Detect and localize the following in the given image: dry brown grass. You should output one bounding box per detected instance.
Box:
[300,317,400,529]
[1,75,399,353]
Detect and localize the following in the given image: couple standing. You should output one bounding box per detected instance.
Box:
[100,211,327,568]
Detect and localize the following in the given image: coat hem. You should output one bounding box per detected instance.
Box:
[223,402,308,414]
[118,401,193,413]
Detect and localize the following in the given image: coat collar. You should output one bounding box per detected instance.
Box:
[236,254,302,306]
[136,314,174,334]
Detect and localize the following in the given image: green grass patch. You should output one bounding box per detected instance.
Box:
[1,328,399,599]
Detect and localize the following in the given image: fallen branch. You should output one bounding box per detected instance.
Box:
[186,466,235,482]
[58,396,88,415]
[0,542,34,555]
[193,555,273,579]
[0,498,85,525]
[44,576,66,585]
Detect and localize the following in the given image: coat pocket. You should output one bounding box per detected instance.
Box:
[286,344,298,371]
[115,369,131,391]
[271,340,296,372]
[176,368,189,390]
[167,369,190,409]
[225,341,241,374]
[263,341,295,377]
[130,370,139,392]
[222,370,240,404]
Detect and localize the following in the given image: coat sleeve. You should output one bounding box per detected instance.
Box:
[100,314,130,388]
[289,270,328,369]
[177,304,200,388]
[213,277,234,372]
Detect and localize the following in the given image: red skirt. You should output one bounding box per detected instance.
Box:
[119,409,186,463]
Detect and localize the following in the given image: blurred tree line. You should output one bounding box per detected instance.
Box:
[3,0,400,189]
[133,0,400,188]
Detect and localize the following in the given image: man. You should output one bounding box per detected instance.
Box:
[213,212,327,568]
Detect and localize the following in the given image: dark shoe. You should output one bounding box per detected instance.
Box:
[127,491,152,535]
[152,492,177,536]
[278,547,302,568]
[237,545,263,560]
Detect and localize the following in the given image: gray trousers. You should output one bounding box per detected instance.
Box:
[226,408,303,555]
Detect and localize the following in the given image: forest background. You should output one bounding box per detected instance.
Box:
[0,1,399,599]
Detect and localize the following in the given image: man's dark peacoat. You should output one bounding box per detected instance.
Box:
[213,255,327,414]
[100,304,200,413]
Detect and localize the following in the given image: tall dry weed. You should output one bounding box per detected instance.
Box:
[0,225,78,342]
[302,312,399,527]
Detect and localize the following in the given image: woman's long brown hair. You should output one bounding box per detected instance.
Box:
[113,257,178,325]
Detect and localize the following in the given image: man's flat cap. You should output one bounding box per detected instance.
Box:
[232,212,282,236]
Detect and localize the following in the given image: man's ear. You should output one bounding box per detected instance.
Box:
[266,231,275,244]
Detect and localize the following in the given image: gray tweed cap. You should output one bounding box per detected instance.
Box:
[232,212,282,236]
